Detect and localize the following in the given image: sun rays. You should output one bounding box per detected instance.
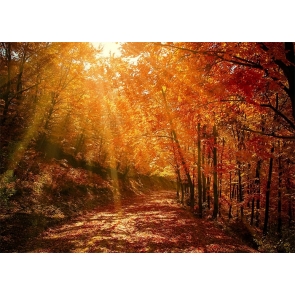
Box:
[100,92,123,213]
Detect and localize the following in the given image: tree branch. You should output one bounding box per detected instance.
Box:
[260,103,295,130]
[142,133,174,140]
[154,43,264,69]
[242,127,295,140]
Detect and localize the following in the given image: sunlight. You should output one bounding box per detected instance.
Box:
[2,42,294,255]
[92,42,122,57]
[6,95,50,172]
[100,93,123,214]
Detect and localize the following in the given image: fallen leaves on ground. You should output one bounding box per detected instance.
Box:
[21,191,258,253]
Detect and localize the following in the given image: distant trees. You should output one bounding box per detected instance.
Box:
[118,42,295,235]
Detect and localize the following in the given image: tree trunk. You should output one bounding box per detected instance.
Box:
[277,141,282,235]
[286,177,293,227]
[284,42,295,121]
[202,163,207,203]
[16,48,27,101]
[161,88,194,210]
[202,132,207,203]
[251,160,262,226]
[218,138,225,217]
[197,123,202,217]
[263,146,274,235]
[229,171,233,219]
[175,167,181,201]
[288,197,293,227]
[207,176,211,210]
[212,125,218,219]
[207,149,211,210]
[181,181,184,205]
[237,161,244,219]
[176,176,180,199]
[1,43,12,125]
[250,197,255,226]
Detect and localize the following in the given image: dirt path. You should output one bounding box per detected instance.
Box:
[22,191,258,253]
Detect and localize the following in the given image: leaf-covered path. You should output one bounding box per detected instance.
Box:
[23,191,258,253]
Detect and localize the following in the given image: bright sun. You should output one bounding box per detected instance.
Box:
[92,42,121,57]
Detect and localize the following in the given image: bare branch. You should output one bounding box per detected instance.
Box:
[242,127,295,140]
[260,103,295,130]
[8,83,41,103]
[154,43,263,69]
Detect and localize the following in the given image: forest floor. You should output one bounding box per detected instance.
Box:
[12,190,258,253]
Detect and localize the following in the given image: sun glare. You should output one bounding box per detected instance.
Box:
[92,42,122,57]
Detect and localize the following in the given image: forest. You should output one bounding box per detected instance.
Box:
[0,42,294,253]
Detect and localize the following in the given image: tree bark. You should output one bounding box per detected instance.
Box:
[277,141,282,235]
[197,123,202,217]
[251,160,261,226]
[1,43,12,125]
[161,87,194,210]
[207,176,211,210]
[212,124,218,219]
[284,42,295,121]
[263,146,274,235]
[201,125,206,203]
[237,161,244,219]
[229,171,233,219]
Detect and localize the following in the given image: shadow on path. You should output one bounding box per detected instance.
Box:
[21,191,258,253]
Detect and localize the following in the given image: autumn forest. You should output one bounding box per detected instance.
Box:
[1,42,295,253]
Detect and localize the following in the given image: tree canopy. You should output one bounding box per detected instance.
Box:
[1,42,295,250]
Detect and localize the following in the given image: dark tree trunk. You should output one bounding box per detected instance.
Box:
[277,141,282,235]
[237,161,244,219]
[181,182,184,205]
[247,163,251,208]
[250,197,255,226]
[202,170,206,203]
[189,181,194,211]
[251,160,262,226]
[229,171,233,219]
[255,198,260,227]
[16,48,27,101]
[288,198,293,227]
[286,177,293,227]
[255,164,262,227]
[202,140,206,203]
[1,43,12,125]
[263,146,274,235]
[218,138,224,217]
[175,165,181,200]
[212,125,218,219]
[207,149,211,210]
[197,123,202,217]
[284,42,295,121]
[207,176,211,210]
[176,180,180,198]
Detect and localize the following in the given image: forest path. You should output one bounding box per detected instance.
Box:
[23,191,258,253]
